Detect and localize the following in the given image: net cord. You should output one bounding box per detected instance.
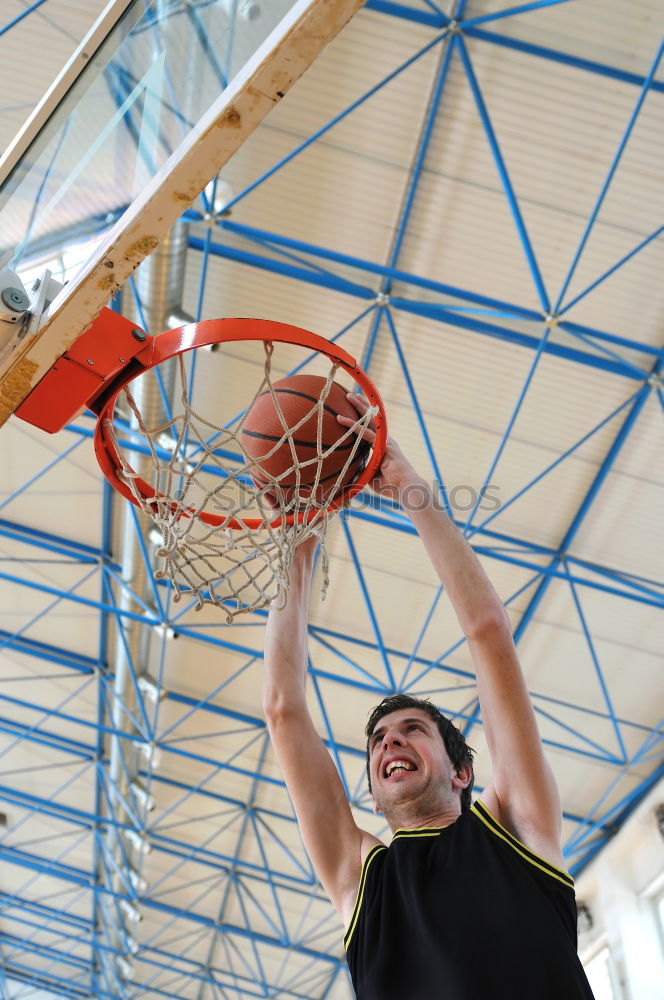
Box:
[106,346,376,621]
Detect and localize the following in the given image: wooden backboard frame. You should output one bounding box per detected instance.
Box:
[0,0,366,426]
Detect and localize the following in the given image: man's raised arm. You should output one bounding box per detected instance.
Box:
[263,536,381,922]
[340,395,565,869]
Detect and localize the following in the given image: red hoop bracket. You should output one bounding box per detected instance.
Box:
[15,308,150,433]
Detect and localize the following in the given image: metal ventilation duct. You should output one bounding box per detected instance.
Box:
[101,218,190,985]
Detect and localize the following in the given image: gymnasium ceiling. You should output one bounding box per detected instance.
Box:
[0,0,663,997]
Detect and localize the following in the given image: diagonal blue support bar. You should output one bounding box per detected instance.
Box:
[631,722,664,767]
[512,379,652,646]
[463,26,664,96]
[400,585,444,690]
[464,375,655,742]
[0,956,9,1000]
[471,385,644,537]
[0,437,86,512]
[386,27,457,272]
[206,219,664,363]
[0,567,159,625]
[461,0,572,29]
[0,841,342,965]
[231,224,366,287]
[384,306,448,498]
[310,631,389,690]
[565,564,627,762]
[194,229,651,378]
[0,628,96,672]
[558,224,664,316]
[420,0,448,18]
[554,324,648,380]
[341,514,396,689]
[456,33,550,311]
[568,761,664,874]
[0,763,93,858]
[215,218,545,322]
[0,564,103,683]
[461,697,481,741]
[185,3,229,92]
[127,502,165,618]
[2,963,97,1000]
[245,834,289,946]
[218,28,449,217]
[157,659,260,744]
[103,563,160,629]
[555,38,664,312]
[0,669,98,774]
[567,557,664,603]
[98,666,150,746]
[463,324,552,533]
[532,704,623,765]
[0,916,246,1000]
[188,233,376,301]
[0,517,101,561]
[188,734,285,996]
[390,297,643,379]
[358,302,385,379]
[365,0,446,27]
[311,671,350,799]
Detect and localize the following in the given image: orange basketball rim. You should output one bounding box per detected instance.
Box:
[16,313,388,529]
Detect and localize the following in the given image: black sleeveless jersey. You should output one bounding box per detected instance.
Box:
[344,800,595,1000]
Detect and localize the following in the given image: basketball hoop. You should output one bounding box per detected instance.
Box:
[17,315,387,619]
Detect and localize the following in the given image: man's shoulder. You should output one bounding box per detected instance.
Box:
[339,830,386,930]
[360,830,386,864]
[471,797,572,887]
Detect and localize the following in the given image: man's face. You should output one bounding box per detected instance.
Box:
[368,708,455,816]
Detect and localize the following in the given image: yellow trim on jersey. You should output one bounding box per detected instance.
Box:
[344,844,386,950]
[392,825,449,838]
[471,801,574,889]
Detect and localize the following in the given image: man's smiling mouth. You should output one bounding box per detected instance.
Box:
[384,760,417,779]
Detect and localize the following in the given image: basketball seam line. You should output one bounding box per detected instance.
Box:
[256,386,341,420]
[241,428,356,451]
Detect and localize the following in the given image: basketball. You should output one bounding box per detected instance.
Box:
[241,374,368,501]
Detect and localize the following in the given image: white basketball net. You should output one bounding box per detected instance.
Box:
[105,344,376,621]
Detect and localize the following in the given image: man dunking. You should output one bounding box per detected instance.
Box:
[262,393,595,1000]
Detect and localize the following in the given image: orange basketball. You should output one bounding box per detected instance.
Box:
[241,375,368,501]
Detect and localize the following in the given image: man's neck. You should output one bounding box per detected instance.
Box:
[385,801,462,833]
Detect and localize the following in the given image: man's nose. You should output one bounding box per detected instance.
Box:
[383,731,405,748]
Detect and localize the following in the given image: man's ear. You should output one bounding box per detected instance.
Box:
[451,762,472,791]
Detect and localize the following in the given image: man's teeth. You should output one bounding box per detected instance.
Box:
[385,761,415,777]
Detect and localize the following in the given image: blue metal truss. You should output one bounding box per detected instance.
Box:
[1,0,663,996]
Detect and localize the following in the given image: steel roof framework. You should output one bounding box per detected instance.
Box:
[0,0,663,997]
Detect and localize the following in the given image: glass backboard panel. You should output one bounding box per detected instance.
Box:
[0,0,296,274]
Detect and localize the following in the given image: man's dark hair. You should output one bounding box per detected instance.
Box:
[365,694,475,812]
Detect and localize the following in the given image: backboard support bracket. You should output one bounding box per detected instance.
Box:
[14,308,148,433]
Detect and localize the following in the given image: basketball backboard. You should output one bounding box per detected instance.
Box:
[0,0,365,425]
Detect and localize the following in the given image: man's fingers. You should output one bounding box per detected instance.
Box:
[337,410,376,444]
[345,390,377,425]
[345,390,369,414]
